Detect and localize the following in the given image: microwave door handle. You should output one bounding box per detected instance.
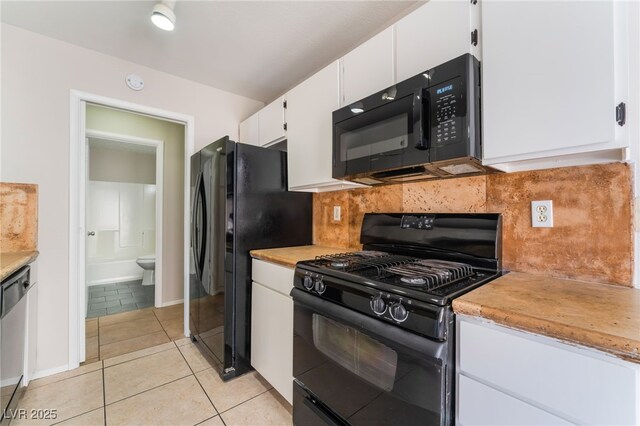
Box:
[414,89,429,150]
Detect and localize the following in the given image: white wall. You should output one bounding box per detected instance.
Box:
[0,24,263,375]
[89,145,156,184]
[86,181,156,263]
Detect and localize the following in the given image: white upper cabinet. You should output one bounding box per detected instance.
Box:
[342,27,395,107]
[258,95,286,146]
[481,1,630,171]
[238,111,259,146]
[287,61,361,192]
[395,0,480,82]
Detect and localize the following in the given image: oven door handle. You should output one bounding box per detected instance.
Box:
[291,288,446,363]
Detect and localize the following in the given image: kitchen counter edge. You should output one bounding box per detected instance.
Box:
[1,251,39,281]
[453,271,640,364]
[250,245,351,269]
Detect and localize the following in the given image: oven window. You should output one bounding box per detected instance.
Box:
[312,314,398,392]
[339,114,409,161]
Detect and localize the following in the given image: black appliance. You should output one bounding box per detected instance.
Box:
[292,213,502,425]
[190,136,312,380]
[333,54,495,185]
[1,265,33,424]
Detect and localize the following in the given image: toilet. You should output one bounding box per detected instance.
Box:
[136,254,156,286]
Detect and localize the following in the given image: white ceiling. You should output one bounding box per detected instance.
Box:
[1,1,422,102]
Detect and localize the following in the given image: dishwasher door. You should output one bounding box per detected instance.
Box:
[0,265,31,423]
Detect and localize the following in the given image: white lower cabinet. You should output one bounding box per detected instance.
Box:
[458,375,572,426]
[457,316,640,425]
[251,259,294,404]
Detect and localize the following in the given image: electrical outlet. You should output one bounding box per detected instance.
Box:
[333,206,341,222]
[531,200,553,228]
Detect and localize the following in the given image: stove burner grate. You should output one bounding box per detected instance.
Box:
[313,251,476,291]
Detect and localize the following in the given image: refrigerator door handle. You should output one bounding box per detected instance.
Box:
[191,171,203,281]
[198,174,208,281]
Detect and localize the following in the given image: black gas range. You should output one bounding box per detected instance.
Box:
[291,213,502,426]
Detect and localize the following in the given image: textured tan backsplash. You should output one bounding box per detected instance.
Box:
[313,163,633,287]
[1,182,38,252]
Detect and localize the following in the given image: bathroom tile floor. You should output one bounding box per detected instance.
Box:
[16,339,292,425]
[86,280,154,318]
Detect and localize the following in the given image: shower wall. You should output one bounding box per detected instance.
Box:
[86,181,156,285]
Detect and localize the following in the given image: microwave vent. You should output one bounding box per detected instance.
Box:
[352,177,384,185]
[438,163,484,175]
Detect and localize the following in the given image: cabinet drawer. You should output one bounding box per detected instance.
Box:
[252,259,294,296]
[458,375,572,426]
[458,319,639,425]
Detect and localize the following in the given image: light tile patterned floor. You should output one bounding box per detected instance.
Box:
[84,304,187,364]
[16,339,292,426]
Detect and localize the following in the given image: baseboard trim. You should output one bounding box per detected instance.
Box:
[159,298,183,308]
[31,364,70,381]
[88,275,143,286]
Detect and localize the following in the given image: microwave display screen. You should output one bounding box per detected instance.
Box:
[340,114,409,161]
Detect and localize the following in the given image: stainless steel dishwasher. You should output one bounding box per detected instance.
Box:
[0,265,32,424]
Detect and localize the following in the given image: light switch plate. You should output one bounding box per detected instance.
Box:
[531,200,553,228]
[333,206,341,222]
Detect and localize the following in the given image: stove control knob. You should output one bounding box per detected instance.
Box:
[370,296,387,315]
[314,278,326,294]
[303,275,314,290]
[389,302,409,323]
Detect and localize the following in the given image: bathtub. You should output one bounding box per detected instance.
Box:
[87,258,143,286]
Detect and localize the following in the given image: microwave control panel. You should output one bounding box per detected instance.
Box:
[430,77,465,147]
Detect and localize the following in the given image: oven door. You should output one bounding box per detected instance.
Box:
[292,289,451,426]
[332,90,429,180]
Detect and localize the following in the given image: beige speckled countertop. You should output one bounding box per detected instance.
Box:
[453,272,640,363]
[250,245,351,268]
[1,251,39,281]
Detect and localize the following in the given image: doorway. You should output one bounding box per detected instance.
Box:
[70,91,194,368]
[85,129,163,319]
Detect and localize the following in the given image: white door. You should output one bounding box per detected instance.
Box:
[239,112,259,146]
[287,61,341,190]
[481,1,625,163]
[258,96,286,146]
[342,27,394,106]
[395,0,479,82]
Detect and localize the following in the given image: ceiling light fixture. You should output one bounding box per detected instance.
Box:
[151,1,176,31]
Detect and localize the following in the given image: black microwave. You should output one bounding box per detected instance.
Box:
[332,54,495,185]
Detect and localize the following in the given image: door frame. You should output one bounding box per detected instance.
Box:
[85,129,165,308]
[69,90,194,368]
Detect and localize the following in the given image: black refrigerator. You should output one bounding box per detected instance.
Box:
[189,136,312,380]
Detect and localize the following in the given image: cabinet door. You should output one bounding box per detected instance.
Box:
[458,318,640,425]
[258,96,286,146]
[239,112,259,146]
[251,282,293,404]
[482,1,626,164]
[458,375,572,426]
[395,0,478,82]
[287,61,340,190]
[342,27,394,106]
